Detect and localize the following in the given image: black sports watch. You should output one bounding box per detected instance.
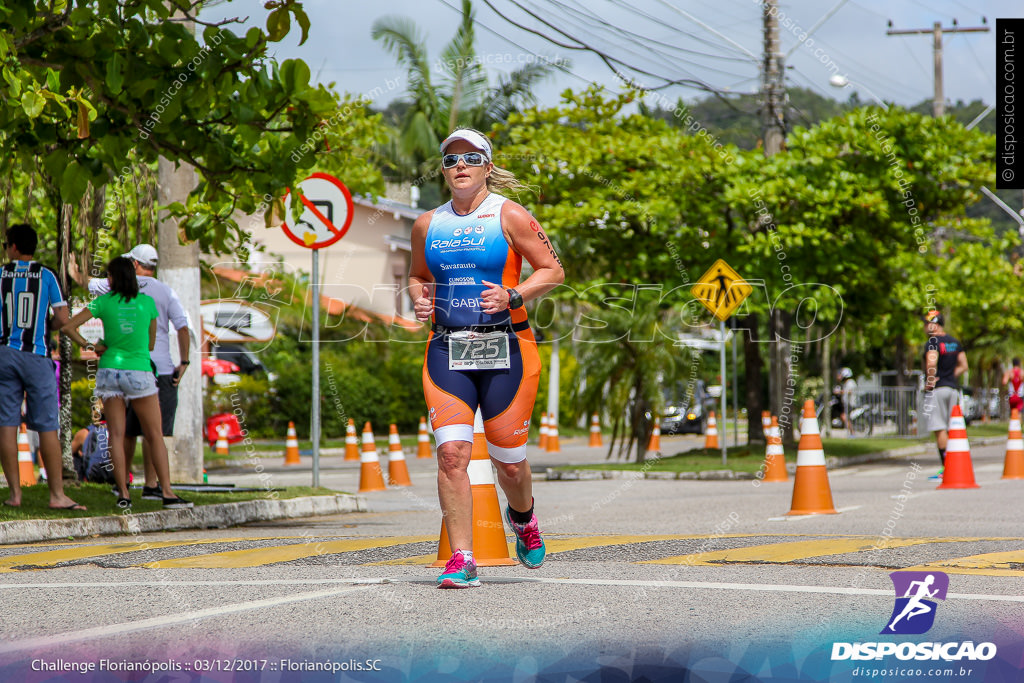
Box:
[506,288,524,310]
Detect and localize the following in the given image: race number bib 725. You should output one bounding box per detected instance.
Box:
[448,330,511,371]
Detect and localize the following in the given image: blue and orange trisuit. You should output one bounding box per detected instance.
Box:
[422,193,539,463]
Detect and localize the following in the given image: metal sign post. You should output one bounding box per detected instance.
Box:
[311,249,320,487]
[720,320,727,466]
[281,172,355,489]
[692,259,753,468]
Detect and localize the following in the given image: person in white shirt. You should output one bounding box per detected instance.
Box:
[88,244,190,500]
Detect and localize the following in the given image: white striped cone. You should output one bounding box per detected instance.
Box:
[387,424,412,486]
[17,424,35,486]
[283,421,300,465]
[761,411,771,438]
[546,417,561,453]
[647,420,661,453]
[344,418,360,461]
[215,424,229,456]
[433,409,515,567]
[589,413,603,447]
[539,412,549,450]
[787,400,837,515]
[938,404,979,489]
[1003,409,1024,479]
[762,416,787,482]
[417,416,432,458]
[704,412,718,449]
[358,422,386,492]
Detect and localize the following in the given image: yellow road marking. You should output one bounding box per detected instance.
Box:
[141,536,434,569]
[643,537,988,566]
[903,550,1024,577]
[366,535,761,566]
[0,538,255,573]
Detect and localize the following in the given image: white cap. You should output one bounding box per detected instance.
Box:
[122,244,158,267]
[439,129,492,161]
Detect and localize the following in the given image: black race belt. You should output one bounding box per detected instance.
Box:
[431,321,530,335]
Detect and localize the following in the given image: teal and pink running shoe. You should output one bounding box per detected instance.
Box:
[504,507,546,569]
[436,549,481,589]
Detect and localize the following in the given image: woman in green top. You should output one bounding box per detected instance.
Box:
[63,257,192,510]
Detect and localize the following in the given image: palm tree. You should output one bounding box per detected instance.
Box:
[575,298,682,463]
[372,0,562,195]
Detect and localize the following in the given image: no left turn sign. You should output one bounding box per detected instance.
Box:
[281,172,355,250]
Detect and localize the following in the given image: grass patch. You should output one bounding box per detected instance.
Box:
[962,421,1009,437]
[0,483,340,521]
[554,435,938,474]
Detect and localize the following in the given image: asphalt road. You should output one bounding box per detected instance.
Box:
[0,437,1021,682]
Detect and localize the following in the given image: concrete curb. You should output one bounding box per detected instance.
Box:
[544,436,1009,482]
[0,494,366,545]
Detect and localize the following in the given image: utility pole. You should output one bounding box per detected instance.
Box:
[761,0,792,443]
[887,19,989,117]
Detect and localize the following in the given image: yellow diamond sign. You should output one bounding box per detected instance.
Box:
[691,259,752,322]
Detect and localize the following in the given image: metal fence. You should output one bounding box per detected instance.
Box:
[826,386,1009,438]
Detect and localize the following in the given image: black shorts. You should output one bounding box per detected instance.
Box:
[126,374,178,437]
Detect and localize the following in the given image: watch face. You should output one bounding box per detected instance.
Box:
[507,288,523,309]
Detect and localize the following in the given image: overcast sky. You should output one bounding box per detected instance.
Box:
[204,1,1015,113]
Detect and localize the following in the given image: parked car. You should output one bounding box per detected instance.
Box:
[959,387,983,425]
[660,381,714,435]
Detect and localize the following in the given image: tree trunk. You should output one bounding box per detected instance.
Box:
[157,158,203,482]
[771,309,796,446]
[741,313,764,445]
[55,202,75,477]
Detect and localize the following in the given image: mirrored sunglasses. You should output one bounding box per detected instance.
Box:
[442,152,486,168]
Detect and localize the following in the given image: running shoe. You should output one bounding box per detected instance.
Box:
[141,486,162,501]
[504,507,546,569]
[436,550,480,589]
[928,468,944,481]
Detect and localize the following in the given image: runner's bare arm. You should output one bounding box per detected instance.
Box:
[955,351,968,379]
[409,211,436,322]
[481,202,564,312]
[924,350,938,391]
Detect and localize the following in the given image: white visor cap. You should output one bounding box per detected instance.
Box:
[439,129,492,162]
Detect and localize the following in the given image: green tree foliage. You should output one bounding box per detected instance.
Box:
[371,0,559,194]
[0,0,383,255]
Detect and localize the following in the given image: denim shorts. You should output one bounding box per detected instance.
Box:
[95,368,158,401]
[0,345,59,431]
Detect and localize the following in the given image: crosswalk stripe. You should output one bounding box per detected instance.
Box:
[0,585,373,655]
[366,535,760,566]
[140,536,434,569]
[643,537,990,566]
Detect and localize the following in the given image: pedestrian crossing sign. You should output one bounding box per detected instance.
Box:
[691,259,752,321]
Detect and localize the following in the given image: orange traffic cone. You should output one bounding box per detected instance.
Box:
[1003,409,1024,479]
[762,410,771,439]
[283,421,301,465]
[344,418,360,461]
[937,405,979,489]
[588,413,603,447]
[539,412,549,450]
[386,424,413,487]
[17,424,35,486]
[647,418,661,454]
[546,415,561,453]
[762,415,788,482]
[704,412,719,450]
[433,410,515,567]
[417,416,432,459]
[215,424,229,457]
[787,400,837,515]
[357,422,386,492]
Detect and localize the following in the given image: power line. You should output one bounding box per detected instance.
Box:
[536,0,759,82]
[481,0,743,99]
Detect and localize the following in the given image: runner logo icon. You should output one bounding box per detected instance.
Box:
[881,571,948,635]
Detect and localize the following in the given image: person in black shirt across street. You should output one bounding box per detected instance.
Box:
[921,310,968,480]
